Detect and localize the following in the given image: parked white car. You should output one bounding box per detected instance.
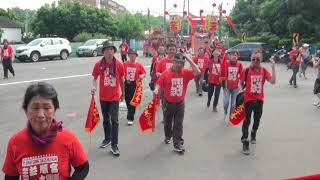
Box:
[15,37,72,62]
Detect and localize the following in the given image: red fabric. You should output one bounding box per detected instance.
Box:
[119,43,129,55]
[123,61,146,81]
[130,79,143,107]
[225,61,243,89]
[2,128,88,179]
[137,94,160,133]
[193,56,209,75]
[152,54,158,63]
[157,68,195,103]
[289,49,301,65]
[186,16,196,29]
[85,96,100,133]
[241,67,272,103]
[208,61,221,85]
[225,16,235,30]
[229,103,245,126]
[1,46,13,59]
[200,13,205,27]
[285,174,320,180]
[156,57,174,74]
[92,59,124,101]
[219,54,228,81]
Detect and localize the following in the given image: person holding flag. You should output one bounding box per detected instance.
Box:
[154,52,200,154]
[193,47,209,96]
[123,48,146,126]
[91,41,124,156]
[240,50,276,155]
[221,51,244,121]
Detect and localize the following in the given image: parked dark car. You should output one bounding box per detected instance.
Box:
[76,39,107,57]
[226,42,272,61]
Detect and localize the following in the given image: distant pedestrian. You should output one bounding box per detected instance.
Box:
[149,46,165,91]
[154,52,200,154]
[119,39,129,62]
[300,43,311,79]
[240,50,276,155]
[193,47,209,96]
[1,39,15,79]
[123,48,146,126]
[312,50,320,108]
[288,45,301,88]
[91,41,124,156]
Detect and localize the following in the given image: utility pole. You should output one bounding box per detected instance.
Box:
[148,8,151,33]
[218,2,223,41]
[163,0,166,32]
[187,0,190,35]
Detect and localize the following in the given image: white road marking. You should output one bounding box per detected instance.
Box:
[0,65,151,87]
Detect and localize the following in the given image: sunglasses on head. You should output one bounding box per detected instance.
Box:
[251,58,261,62]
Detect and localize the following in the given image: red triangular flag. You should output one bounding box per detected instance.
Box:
[130,79,143,107]
[85,95,100,133]
[137,94,160,134]
[225,16,235,30]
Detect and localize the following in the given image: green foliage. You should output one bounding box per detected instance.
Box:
[228,37,241,47]
[278,38,291,47]
[73,32,92,42]
[0,27,3,38]
[116,12,144,39]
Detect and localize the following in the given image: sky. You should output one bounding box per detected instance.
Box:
[0,0,235,16]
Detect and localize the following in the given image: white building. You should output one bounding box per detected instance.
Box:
[0,16,22,43]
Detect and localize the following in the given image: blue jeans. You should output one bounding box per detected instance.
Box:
[223,88,239,116]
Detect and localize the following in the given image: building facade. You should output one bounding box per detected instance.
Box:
[0,16,22,43]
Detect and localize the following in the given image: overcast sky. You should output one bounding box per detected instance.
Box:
[0,0,235,16]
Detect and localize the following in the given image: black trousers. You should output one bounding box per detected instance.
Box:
[164,99,185,148]
[125,81,136,121]
[289,64,299,86]
[121,55,127,62]
[207,83,221,107]
[241,100,263,141]
[100,101,119,145]
[2,59,15,78]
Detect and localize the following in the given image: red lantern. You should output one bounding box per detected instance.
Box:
[212,3,216,7]
[183,11,187,16]
[200,9,204,14]
[174,3,177,8]
[222,10,226,14]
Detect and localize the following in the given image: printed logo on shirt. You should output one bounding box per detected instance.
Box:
[21,154,59,180]
[250,75,263,93]
[165,63,173,70]
[170,78,183,97]
[126,67,136,81]
[2,49,9,57]
[212,64,220,75]
[104,68,116,87]
[228,67,238,81]
[197,59,204,69]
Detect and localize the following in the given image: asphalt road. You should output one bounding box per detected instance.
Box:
[0,53,319,180]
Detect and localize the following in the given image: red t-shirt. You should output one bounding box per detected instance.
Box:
[156,57,174,74]
[2,128,88,180]
[193,56,209,75]
[208,61,221,85]
[157,68,195,103]
[1,46,13,60]
[225,61,243,89]
[119,43,129,55]
[241,67,272,103]
[123,61,146,81]
[289,49,301,65]
[92,58,124,101]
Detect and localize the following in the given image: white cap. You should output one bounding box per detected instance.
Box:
[303,43,309,48]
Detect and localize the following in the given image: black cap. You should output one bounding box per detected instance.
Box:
[102,41,117,52]
[173,52,186,63]
[128,48,138,56]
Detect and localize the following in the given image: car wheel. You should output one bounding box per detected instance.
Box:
[92,50,98,57]
[30,52,40,62]
[60,50,68,60]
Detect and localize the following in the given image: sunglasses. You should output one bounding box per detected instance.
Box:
[251,58,261,62]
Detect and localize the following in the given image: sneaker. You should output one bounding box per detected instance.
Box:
[173,146,185,154]
[110,144,120,156]
[251,131,256,144]
[164,137,172,144]
[199,93,203,97]
[100,139,111,148]
[242,140,250,155]
[212,106,218,112]
[127,120,134,126]
[293,85,298,88]
[289,81,292,86]
[313,102,320,106]
[206,101,210,108]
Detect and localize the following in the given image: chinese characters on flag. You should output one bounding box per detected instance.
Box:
[137,94,160,133]
[130,79,143,107]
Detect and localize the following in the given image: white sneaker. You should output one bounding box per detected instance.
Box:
[313,102,320,106]
[127,120,134,126]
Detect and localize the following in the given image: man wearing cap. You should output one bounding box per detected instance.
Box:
[91,41,124,156]
[1,39,15,79]
[288,45,301,88]
[119,39,129,62]
[123,48,146,126]
[193,47,209,96]
[154,52,201,153]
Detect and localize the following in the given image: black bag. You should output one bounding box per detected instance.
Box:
[202,82,210,92]
[149,82,155,91]
[314,78,320,94]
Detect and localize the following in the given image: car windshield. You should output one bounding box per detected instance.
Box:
[84,40,98,46]
[27,39,43,46]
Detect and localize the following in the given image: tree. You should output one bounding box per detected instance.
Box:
[116,12,144,39]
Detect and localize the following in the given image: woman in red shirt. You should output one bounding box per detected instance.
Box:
[2,82,89,180]
[1,39,15,79]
